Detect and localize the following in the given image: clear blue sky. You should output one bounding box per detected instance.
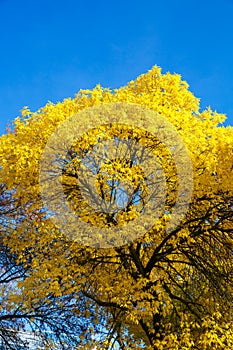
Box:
[0,0,233,134]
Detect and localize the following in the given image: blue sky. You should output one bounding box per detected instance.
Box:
[0,0,233,134]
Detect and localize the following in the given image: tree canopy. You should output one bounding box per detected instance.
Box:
[0,66,233,349]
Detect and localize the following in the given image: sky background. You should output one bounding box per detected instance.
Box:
[0,0,233,135]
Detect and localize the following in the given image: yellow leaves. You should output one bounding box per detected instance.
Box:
[125,65,200,115]
[151,313,233,350]
[1,65,233,349]
[197,314,233,349]
[1,66,231,220]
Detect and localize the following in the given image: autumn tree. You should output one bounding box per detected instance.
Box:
[0,66,233,349]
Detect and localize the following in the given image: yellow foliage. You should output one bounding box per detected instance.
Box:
[0,65,233,349]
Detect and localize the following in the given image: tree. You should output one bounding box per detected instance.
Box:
[0,66,233,349]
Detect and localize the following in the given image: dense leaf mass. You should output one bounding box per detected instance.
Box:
[0,66,233,349]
